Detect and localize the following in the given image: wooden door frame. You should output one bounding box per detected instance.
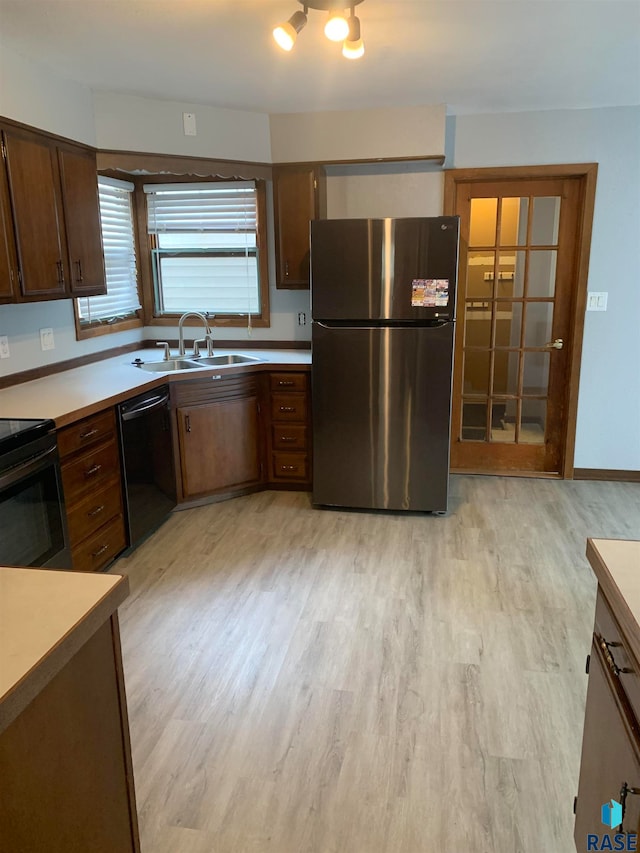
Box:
[443,163,598,479]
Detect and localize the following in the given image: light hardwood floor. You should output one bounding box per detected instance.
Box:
[114,476,640,853]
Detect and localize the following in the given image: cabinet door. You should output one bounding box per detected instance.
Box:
[0,152,18,302]
[58,146,106,296]
[574,640,640,844]
[273,165,323,289]
[178,397,261,498]
[3,127,68,299]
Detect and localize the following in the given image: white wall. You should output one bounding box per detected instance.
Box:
[93,92,271,163]
[449,106,640,471]
[270,104,445,163]
[0,44,96,145]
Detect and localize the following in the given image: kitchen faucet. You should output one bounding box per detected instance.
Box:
[177,312,213,356]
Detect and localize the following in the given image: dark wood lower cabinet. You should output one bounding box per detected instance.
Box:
[0,616,140,853]
[574,540,640,851]
[172,373,265,503]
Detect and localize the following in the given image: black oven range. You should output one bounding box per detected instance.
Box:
[0,418,71,569]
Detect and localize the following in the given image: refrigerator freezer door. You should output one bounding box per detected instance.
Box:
[311,217,459,322]
[312,321,454,512]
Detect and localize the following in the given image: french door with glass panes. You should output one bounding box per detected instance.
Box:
[450,177,584,474]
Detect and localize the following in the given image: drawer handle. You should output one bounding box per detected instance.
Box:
[185,414,191,433]
[278,380,295,386]
[87,504,105,518]
[599,636,633,677]
[279,406,296,413]
[281,465,298,472]
[79,428,99,440]
[280,436,298,443]
[56,259,65,285]
[91,543,109,558]
[84,464,103,478]
[75,259,84,283]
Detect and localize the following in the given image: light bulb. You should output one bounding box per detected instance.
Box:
[325,9,349,42]
[343,16,365,59]
[273,11,307,51]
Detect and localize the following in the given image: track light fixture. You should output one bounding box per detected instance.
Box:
[273,0,366,59]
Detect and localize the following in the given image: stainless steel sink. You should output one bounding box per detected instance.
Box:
[136,358,205,372]
[135,353,263,372]
[193,354,262,366]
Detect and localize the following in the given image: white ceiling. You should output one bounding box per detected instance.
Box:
[1,0,639,116]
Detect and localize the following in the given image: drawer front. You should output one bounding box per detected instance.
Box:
[272,452,309,481]
[71,514,126,573]
[269,372,308,392]
[594,587,640,723]
[271,392,307,423]
[58,409,116,458]
[66,479,123,547]
[62,439,121,503]
[272,424,308,451]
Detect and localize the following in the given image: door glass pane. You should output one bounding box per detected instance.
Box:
[464,303,492,348]
[463,350,491,395]
[531,197,561,245]
[499,197,528,246]
[493,351,520,395]
[469,198,497,247]
[502,250,526,298]
[467,251,495,299]
[491,398,516,443]
[520,399,547,444]
[523,351,550,395]
[495,301,522,349]
[528,250,557,298]
[524,301,554,348]
[462,399,488,441]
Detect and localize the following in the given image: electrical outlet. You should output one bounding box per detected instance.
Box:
[40,328,55,351]
[587,292,608,312]
[0,335,9,359]
[183,112,197,136]
[297,312,307,326]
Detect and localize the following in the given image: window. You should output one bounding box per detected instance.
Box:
[144,180,265,319]
[75,177,141,336]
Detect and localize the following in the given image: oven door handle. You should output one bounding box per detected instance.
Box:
[120,393,170,422]
[0,445,58,491]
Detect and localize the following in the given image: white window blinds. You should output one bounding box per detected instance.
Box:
[144,181,260,316]
[144,181,257,233]
[77,177,141,323]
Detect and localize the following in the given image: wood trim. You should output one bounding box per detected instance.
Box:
[444,162,598,479]
[450,468,563,479]
[74,314,143,341]
[97,149,272,181]
[574,469,640,483]
[140,338,311,350]
[561,163,598,478]
[273,155,445,168]
[0,342,143,389]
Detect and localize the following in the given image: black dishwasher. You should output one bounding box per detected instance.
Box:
[117,385,176,548]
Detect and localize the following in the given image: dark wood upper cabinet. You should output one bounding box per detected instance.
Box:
[0,153,18,303]
[2,126,69,299]
[273,165,326,289]
[0,119,106,303]
[58,145,106,297]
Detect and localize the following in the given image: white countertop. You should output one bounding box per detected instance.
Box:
[0,347,311,427]
[587,538,640,664]
[0,567,129,732]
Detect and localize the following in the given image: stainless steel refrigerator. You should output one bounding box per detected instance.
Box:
[311,216,460,513]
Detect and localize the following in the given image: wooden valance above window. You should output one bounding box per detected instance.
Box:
[96,150,272,182]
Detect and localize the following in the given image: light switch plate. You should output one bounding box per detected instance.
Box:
[40,327,55,350]
[587,291,608,311]
[0,335,9,359]
[183,112,197,136]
